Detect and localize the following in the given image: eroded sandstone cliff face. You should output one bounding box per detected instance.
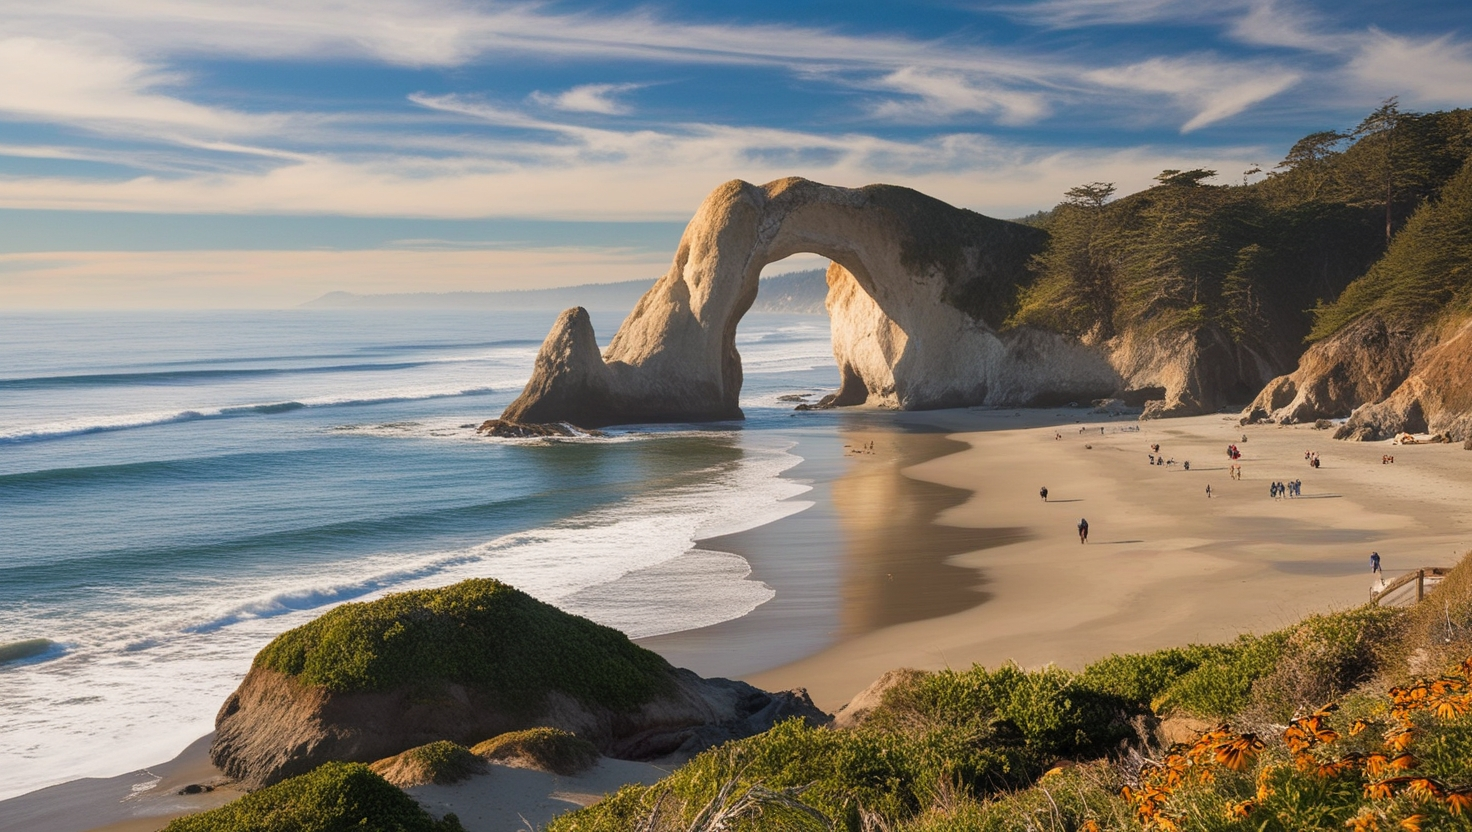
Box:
[1334,318,1472,441]
[1241,313,1472,442]
[1242,315,1418,426]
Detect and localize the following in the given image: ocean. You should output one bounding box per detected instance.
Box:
[0,308,839,799]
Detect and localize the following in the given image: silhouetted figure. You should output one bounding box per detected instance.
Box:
[1078,518,1089,544]
[1040,486,1049,501]
[1371,552,1381,575]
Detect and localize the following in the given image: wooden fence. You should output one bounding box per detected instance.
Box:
[1372,567,1451,606]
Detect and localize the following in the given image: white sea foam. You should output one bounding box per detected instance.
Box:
[0,385,505,444]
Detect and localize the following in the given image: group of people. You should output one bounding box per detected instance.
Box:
[1228,464,1243,480]
[1271,479,1303,499]
[1227,443,1243,460]
[1304,450,1322,469]
[1382,454,1396,464]
[1147,453,1175,466]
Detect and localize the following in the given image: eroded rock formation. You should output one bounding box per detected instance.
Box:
[1243,315,1418,426]
[501,178,1127,427]
[1335,318,1472,441]
[213,665,822,788]
[1242,313,1472,442]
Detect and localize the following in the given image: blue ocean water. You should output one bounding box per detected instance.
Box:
[0,308,838,799]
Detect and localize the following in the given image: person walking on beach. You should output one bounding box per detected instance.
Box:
[1077,518,1089,544]
[1371,551,1382,575]
[1206,484,1212,499]
[1040,486,1049,502]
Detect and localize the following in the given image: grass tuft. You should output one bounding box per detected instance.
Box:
[472,727,600,776]
[369,741,486,788]
[162,761,464,832]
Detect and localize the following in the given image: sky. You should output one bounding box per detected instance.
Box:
[1,0,1469,307]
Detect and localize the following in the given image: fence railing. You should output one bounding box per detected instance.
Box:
[1371,567,1451,605]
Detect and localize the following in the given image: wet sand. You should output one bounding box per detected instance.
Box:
[641,419,1026,678]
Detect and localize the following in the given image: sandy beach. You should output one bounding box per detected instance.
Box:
[8,407,1471,832]
[747,409,1472,710]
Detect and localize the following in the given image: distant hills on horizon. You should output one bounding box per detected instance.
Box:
[302,268,829,315]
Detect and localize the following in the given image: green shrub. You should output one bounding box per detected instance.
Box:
[865,664,1138,765]
[1151,633,1287,719]
[472,727,599,775]
[369,741,485,788]
[896,763,1137,832]
[548,720,919,831]
[1389,552,1472,678]
[162,762,463,832]
[253,579,673,713]
[1244,606,1404,722]
[554,664,1142,831]
[1079,644,1240,704]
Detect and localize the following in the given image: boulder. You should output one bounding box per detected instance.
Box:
[476,419,595,438]
[211,579,826,788]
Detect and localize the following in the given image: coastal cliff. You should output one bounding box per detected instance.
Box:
[211,579,824,788]
[1245,145,1472,440]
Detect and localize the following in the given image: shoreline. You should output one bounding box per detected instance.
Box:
[639,415,1019,679]
[8,406,1472,831]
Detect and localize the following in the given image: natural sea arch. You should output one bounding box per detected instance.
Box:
[500,177,1121,428]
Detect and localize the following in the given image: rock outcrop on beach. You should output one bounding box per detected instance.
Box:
[1242,314,1418,426]
[211,579,825,788]
[1334,318,1472,441]
[1243,314,1472,442]
[500,177,1131,427]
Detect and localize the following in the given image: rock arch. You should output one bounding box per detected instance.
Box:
[500,177,1121,428]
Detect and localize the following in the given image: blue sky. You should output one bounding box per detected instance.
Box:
[1,0,1469,307]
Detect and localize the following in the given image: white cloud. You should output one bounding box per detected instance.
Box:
[1226,0,1347,52]
[0,97,1264,222]
[0,37,276,138]
[992,0,1240,29]
[530,83,643,115]
[1348,30,1472,106]
[869,67,1050,124]
[1086,56,1300,132]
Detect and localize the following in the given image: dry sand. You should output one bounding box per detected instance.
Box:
[747,410,1472,710]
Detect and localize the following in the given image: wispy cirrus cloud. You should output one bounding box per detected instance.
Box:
[1086,56,1301,132]
[0,37,277,137]
[530,83,644,115]
[991,0,1236,29]
[1348,30,1472,106]
[868,67,1051,124]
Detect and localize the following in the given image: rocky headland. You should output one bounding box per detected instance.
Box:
[497,177,1290,430]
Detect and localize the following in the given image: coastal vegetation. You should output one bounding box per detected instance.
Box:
[472,727,600,775]
[171,553,1472,831]
[369,741,486,788]
[161,762,464,832]
[252,578,674,713]
[1008,102,1472,352]
[1307,150,1472,341]
[548,555,1472,831]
